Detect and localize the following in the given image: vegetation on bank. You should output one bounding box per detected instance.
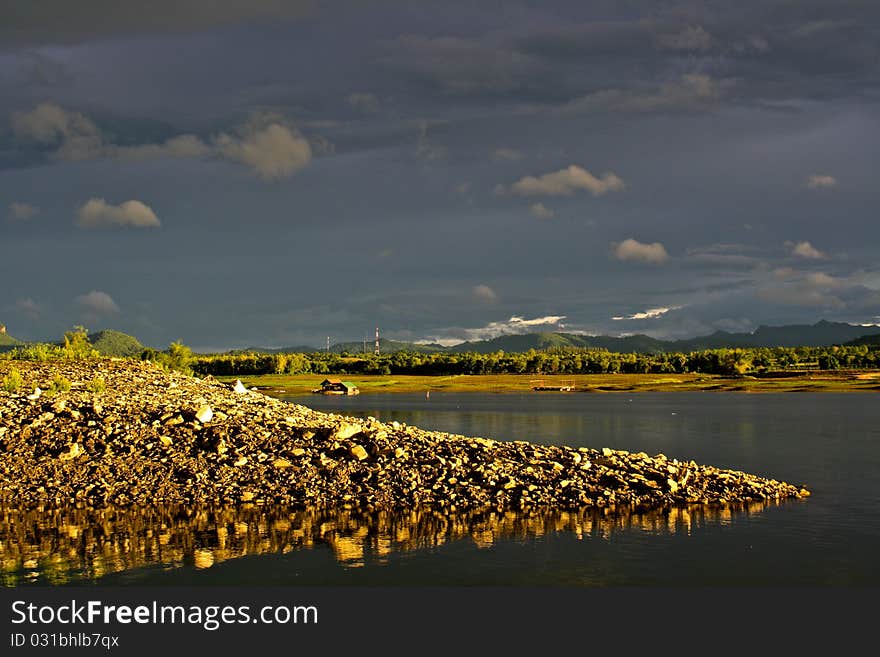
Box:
[3,327,880,387]
[0,328,195,375]
[188,343,880,377]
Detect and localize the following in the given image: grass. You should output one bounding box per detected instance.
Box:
[2,368,23,393]
[217,370,880,395]
[87,376,106,394]
[46,373,72,396]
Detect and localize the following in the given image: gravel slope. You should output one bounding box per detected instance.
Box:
[0,359,810,511]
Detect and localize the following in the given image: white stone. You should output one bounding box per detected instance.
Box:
[332,422,363,440]
[233,379,249,394]
[195,404,213,423]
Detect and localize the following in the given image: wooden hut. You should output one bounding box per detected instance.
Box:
[314,378,360,395]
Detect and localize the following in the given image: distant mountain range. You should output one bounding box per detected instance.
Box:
[267,320,880,354]
[2,320,879,356]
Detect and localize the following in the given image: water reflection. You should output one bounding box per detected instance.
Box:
[0,500,788,586]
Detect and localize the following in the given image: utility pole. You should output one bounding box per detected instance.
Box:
[326,336,330,353]
[374,327,380,356]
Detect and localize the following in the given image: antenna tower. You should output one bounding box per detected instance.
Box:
[374,327,380,356]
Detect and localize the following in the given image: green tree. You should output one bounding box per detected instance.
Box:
[62,326,96,360]
[166,341,194,374]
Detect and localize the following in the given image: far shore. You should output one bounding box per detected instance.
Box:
[219,371,880,396]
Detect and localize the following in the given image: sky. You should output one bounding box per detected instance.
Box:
[1,0,879,350]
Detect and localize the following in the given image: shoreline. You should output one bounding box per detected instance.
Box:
[220,371,880,396]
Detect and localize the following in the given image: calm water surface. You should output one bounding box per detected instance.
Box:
[4,392,878,586]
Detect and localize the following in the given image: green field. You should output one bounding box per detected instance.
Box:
[218,371,880,395]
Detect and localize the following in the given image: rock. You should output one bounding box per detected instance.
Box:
[27,387,42,401]
[195,405,213,423]
[233,379,249,394]
[59,443,82,461]
[273,458,292,468]
[159,436,173,447]
[350,445,369,461]
[233,456,248,467]
[601,447,613,457]
[333,422,363,441]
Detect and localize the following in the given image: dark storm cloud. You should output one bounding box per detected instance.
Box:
[2,1,879,348]
[503,1,880,108]
[0,0,316,46]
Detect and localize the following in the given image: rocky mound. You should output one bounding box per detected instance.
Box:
[0,359,810,511]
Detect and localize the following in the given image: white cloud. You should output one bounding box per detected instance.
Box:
[501,165,625,197]
[421,314,567,345]
[7,202,39,221]
[15,298,42,320]
[806,174,837,189]
[612,306,680,321]
[115,134,212,160]
[613,238,669,264]
[472,284,498,303]
[529,202,555,219]
[347,92,380,113]
[12,102,94,143]
[559,74,723,115]
[75,290,119,315]
[76,198,161,229]
[214,115,312,180]
[11,101,104,160]
[787,240,826,259]
[11,103,314,179]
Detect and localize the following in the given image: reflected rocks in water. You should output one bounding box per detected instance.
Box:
[1,501,788,585]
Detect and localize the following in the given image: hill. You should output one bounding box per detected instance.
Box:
[343,320,879,354]
[330,338,447,355]
[88,330,145,357]
[845,332,880,346]
[448,332,670,354]
[669,320,874,351]
[237,345,319,354]
[0,329,21,352]
[241,320,880,355]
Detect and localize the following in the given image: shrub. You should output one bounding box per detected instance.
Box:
[62,326,98,360]
[166,341,193,374]
[46,373,72,396]
[143,342,194,375]
[2,369,23,393]
[87,376,106,394]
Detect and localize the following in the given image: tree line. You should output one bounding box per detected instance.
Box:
[6,328,878,376]
[189,344,880,377]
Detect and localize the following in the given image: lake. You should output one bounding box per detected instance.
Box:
[3,392,879,587]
